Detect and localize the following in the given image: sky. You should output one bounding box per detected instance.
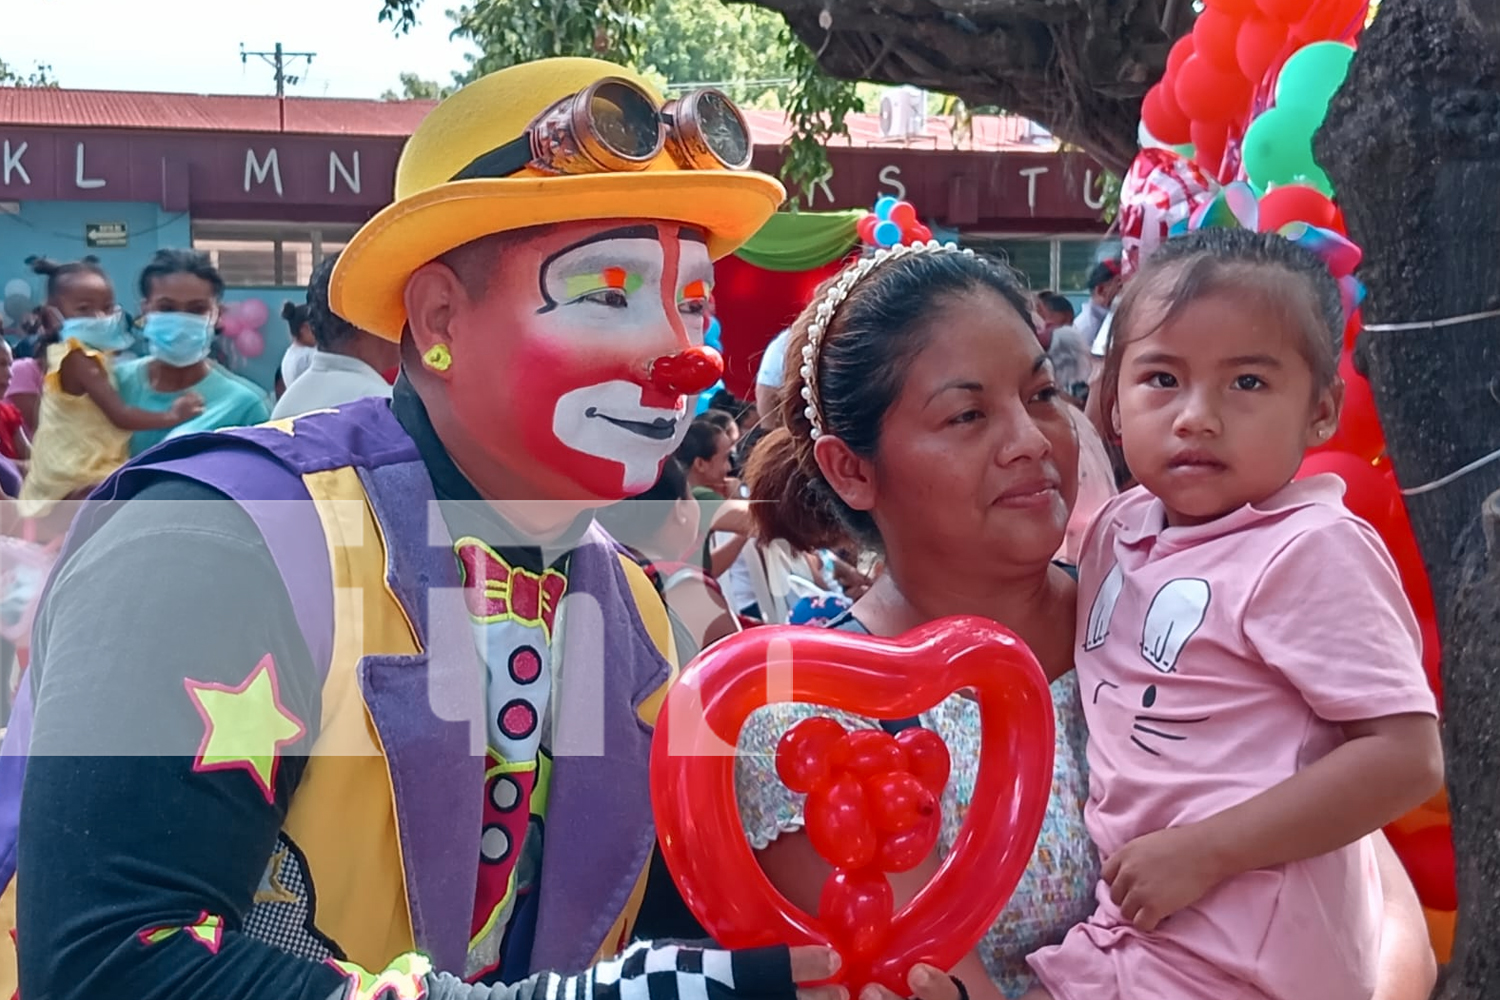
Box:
[5,0,478,99]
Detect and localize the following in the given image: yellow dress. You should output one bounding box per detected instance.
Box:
[16,340,132,518]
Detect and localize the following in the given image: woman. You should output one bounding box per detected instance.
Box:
[279,298,317,389]
[114,250,272,455]
[733,244,1437,1000]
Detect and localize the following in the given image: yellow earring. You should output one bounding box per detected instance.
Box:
[422,344,452,372]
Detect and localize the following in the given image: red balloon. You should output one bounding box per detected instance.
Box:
[910,224,933,243]
[1193,7,1244,71]
[1175,55,1252,124]
[650,617,1055,995]
[857,214,879,245]
[889,202,918,230]
[1236,13,1290,83]
[877,813,942,873]
[820,868,895,960]
[1167,35,1197,78]
[1143,84,1193,145]
[831,729,907,779]
[1205,0,1257,17]
[1327,351,1385,461]
[1386,825,1457,911]
[1296,0,1368,42]
[1257,183,1340,232]
[1295,450,1399,536]
[806,773,879,870]
[1191,120,1230,176]
[894,726,951,795]
[866,771,938,834]
[1342,310,1362,352]
[776,717,847,794]
[1257,0,1307,23]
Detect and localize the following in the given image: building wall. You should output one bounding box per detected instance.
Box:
[0,199,192,308]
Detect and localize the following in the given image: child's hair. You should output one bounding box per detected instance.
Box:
[675,418,726,468]
[138,248,226,300]
[700,409,737,437]
[746,247,1035,552]
[1096,227,1344,440]
[282,299,312,333]
[25,255,108,302]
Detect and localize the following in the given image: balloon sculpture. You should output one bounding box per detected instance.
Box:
[1127,0,1455,956]
[651,617,1055,994]
[857,197,933,249]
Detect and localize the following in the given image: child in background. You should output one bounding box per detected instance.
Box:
[17,257,201,519]
[0,341,31,464]
[280,300,316,388]
[1026,228,1443,1000]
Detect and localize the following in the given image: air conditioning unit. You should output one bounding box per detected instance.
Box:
[879,86,928,139]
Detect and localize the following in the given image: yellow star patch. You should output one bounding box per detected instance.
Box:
[184,655,306,804]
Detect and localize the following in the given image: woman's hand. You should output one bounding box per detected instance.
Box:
[857,965,970,1000]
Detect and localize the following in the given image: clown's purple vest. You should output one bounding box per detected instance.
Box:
[0,399,672,977]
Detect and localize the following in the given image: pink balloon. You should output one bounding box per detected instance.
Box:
[236,329,265,359]
[236,298,269,328]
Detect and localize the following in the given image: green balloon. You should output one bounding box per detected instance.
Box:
[1242,105,1322,191]
[1173,143,1196,160]
[1274,42,1355,111]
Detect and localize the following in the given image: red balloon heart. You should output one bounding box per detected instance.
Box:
[831,729,908,778]
[776,716,846,794]
[651,617,1055,995]
[894,727,951,795]
[865,771,938,834]
[820,868,895,961]
[807,773,880,870]
[650,344,725,395]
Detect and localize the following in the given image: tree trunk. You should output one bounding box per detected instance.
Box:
[1318,1,1500,996]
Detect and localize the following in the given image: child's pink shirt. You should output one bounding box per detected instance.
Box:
[1069,474,1437,1000]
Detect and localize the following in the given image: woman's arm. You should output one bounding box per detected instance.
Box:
[1371,831,1439,1000]
[9,394,38,437]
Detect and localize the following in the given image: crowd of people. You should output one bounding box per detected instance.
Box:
[0,53,1444,1000]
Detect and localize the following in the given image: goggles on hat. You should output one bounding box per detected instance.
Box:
[451,77,754,181]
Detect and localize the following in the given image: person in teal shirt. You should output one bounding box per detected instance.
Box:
[116,250,272,456]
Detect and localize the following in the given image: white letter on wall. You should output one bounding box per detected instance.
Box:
[877,164,906,201]
[245,148,284,196]
[1083,169,1107,211]
[1,142,30,186]
[329,150,362,194]
[75,143,105,189]
[1019,166,1049,215]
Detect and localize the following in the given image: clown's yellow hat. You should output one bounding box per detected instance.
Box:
[332,57,787,341]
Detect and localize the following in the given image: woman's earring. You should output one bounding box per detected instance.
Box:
[422,344,452,372]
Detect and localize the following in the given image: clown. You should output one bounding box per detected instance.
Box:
[0,59,841,999]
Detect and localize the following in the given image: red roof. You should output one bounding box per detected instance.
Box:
[0,87,1057,152]
[0,88,438,136]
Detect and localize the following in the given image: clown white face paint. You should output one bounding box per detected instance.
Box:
[443,219,713,502]
[554,379,689,493]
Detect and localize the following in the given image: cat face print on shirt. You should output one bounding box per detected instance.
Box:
[1085,569,1213,755]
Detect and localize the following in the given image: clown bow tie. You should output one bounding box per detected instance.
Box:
[455,540,568,639]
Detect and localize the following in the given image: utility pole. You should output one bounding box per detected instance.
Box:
[240,42,316,132]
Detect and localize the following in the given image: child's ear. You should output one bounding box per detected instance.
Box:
[1308,377,1345,448]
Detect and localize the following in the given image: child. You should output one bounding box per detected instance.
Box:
[0,341,31,464]
[1025,228,1443,1000]
[17,257,202,519]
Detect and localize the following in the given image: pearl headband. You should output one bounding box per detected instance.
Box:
[799,239,976,439]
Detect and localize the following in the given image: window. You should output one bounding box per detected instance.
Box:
[192,222,358,287]
[959,234,1120,294]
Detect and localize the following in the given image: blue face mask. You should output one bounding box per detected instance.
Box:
[61,312,132,353]
[143,311,215,368]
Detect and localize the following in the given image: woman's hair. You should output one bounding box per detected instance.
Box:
[594,458,690,551]
[282,299,312,333]
[747,247,1035,552]
[306,252,363,350]
[26,255,107,301]
[674,418,725,467]
[138,248,226,300]
[1096,227,1343,439]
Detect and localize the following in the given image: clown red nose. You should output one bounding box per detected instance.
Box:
[649,344,724,396]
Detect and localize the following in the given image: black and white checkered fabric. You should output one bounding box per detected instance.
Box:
[422,940,799,1000]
